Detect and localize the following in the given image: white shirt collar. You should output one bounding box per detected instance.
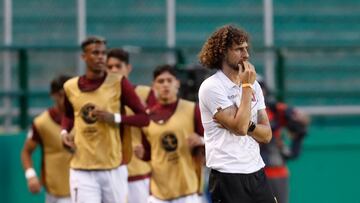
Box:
[216,70,239,89]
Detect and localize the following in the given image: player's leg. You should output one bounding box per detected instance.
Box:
[69,169,101,203]
[45,193,57,203]
[101,165,128,203]
[148,193,201,203]
[251,169,277,203]
[209,169,253,203]
[128,178,150,203]
[55,196,72,203]
[45,192,71,203]
[172,194,201,203]
[148,195,168,203]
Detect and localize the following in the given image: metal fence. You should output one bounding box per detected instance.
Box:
[1,0,360,132]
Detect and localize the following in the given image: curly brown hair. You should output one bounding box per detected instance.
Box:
[198,25,249,69]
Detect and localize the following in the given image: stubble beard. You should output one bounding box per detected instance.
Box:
[227,59,241,72]
[225,55,242,72]
[229,63,239,71]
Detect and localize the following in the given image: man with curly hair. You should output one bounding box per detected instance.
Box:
[198,25,276,203]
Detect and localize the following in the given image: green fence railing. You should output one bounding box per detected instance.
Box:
[1,45,360,130]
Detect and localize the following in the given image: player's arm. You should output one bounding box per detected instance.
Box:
[134,131,151,161]
[248,109,272,143]
[213,88,252,135]
[188,104,205,148]
[20,126,41,194]
[213,62,256,135]
[189,104,205,166]
[61,94,75,150]
[119,77,150,127]
[92,78,149,127]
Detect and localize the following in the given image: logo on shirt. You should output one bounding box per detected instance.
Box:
[227,94,238,100]
[161,131,178,152]
[80,103,97,124]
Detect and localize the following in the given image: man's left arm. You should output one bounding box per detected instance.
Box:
[188,104,205,148]
[248,109,272,143]
[120,77,150,127]
[189,104,205,166]
[93,77,150,127]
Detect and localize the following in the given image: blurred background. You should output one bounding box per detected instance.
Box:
[0,0,360,202]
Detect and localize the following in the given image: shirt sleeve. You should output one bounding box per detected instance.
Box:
[61,92,74,131]
[141,131,151,161]
[194,104,204,136]
[27,123,41,143]
[120,77,150,127]
[199,81,233,117]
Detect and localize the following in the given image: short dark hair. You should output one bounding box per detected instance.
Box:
[81,36,107,51]
[153,64,177,80]
[107,48,129,64]
[50,75,71,94]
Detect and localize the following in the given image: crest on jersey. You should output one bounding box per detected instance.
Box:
[161,131,178,152]
[80,103,97,124]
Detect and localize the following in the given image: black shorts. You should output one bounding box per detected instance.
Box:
[209,168,277,203]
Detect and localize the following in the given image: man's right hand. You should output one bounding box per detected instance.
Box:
[61,130,76,152]
[92,108,116,124]
[239,61,256,84]
[27,176,41,194]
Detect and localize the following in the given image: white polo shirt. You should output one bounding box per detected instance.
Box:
[198,70,266,174]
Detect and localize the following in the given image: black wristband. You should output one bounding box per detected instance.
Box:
[248,121,256,133]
